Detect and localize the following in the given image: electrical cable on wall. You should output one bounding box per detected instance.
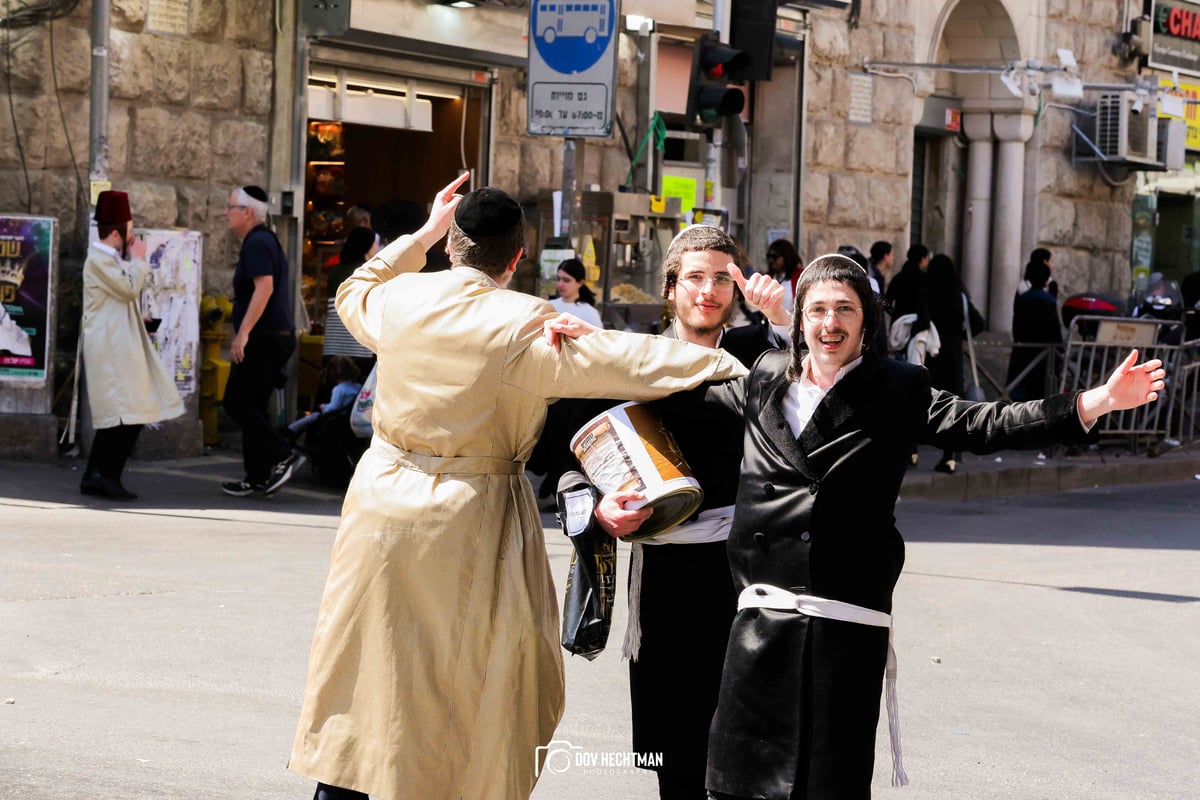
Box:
[4,20,32,212]
[624,111,665,191]
[49,15,86,213]
[0,0,79,29]
[459,89,469,171]
[863,67,918,93]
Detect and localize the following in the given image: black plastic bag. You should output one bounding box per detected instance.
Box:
[555,471,616,660]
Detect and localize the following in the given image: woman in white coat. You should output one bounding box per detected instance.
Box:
[79,191,183,499]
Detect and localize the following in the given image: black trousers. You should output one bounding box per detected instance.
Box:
[657,771,706,800]
[85,423,143,481]
[223,331,296,483]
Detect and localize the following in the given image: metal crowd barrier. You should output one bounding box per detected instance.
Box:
[969,336,1059,402]
[1163,341,1200,449]
[1059,315,1200,453]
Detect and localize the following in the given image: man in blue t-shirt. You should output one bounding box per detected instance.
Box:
[221,185,302,497]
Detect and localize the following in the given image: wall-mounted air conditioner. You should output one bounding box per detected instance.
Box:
[1158,117,1186,170]
[1095,92,1159,165]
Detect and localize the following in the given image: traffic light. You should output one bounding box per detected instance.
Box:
[686,33,751,127]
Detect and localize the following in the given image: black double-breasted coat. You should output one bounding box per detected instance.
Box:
[630,323,783,778]
[692,349,1095,800]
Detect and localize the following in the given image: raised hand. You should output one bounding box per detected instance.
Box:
[415,172,471,251]
[728,263,790,325]
[1077,349,1167,425]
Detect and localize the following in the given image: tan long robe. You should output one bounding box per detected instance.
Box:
[81,245,183,429]
[289,235,747,800]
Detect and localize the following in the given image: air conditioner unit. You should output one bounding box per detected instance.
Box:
[1095,92,1159,165]
[1158,117,1187,170]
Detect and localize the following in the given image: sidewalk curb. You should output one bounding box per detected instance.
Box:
[899,450,1200,502]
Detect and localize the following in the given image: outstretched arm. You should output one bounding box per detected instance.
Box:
[1077,349,1166,426]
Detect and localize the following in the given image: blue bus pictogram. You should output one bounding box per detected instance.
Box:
[532,1,614,74]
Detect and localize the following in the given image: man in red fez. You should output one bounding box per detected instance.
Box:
[78,190,183,499]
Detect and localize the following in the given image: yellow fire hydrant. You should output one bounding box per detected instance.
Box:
[199,294,233,447]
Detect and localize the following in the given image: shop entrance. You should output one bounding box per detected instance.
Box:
[298,67,489,408]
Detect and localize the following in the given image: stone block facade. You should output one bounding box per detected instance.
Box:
[798,0,1139,300]
[0,0,275,281]
[0,0,275,459]
[1034,2,1139,299]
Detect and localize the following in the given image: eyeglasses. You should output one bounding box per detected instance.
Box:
[767,252,781,260]
[680,272,735,290]
[801,303,860,323]
[225,204,247,212]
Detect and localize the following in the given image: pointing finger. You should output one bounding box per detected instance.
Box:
[443,172,470,199]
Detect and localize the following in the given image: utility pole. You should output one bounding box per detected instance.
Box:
[86,0,111,242]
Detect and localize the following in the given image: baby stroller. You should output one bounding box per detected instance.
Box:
[288,404,367,488]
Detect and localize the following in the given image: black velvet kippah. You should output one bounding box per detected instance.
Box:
[243,185,268,203]
[454,187,523,238]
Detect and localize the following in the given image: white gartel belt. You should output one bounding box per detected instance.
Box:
[621,506,733,662]
[738,583,909,788]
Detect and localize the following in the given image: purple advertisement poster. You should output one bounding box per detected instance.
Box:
[0,215,56,381]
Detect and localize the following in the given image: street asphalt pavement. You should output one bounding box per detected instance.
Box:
[1,445,1198,799]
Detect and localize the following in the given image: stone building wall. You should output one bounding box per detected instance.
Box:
[0,0,276,294]
[1034,0,1138,299]
[800,1,1139,298]
[801,6,916,272]
[0,0,277,459]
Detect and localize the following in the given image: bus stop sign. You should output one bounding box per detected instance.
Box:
[527,0,617,138]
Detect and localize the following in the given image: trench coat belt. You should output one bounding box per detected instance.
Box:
[737,583,910,788]
[370,437,525,475]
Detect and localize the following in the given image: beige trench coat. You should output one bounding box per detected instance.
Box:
[289,236,747,800]
[81,245,184,429]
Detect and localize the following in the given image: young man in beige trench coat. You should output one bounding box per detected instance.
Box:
[288,175,748,800]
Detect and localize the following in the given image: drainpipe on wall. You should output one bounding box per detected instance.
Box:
[86,0,110,233]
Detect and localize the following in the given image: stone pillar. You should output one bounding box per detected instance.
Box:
[989,112,1034,336]
[961,112,993,319]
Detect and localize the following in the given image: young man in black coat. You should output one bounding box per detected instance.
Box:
[584,225,789,800]
[666,254,1164,800]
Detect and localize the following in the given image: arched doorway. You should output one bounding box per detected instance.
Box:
[917,0,1031,332]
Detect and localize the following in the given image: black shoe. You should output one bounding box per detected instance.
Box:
[263,452,306,496]
[314,782,369,800]
[81,474,138,500]
[221,478,264,497]
[934,458,957,474]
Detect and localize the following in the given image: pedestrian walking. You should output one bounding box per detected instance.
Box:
[220,185,303,497]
